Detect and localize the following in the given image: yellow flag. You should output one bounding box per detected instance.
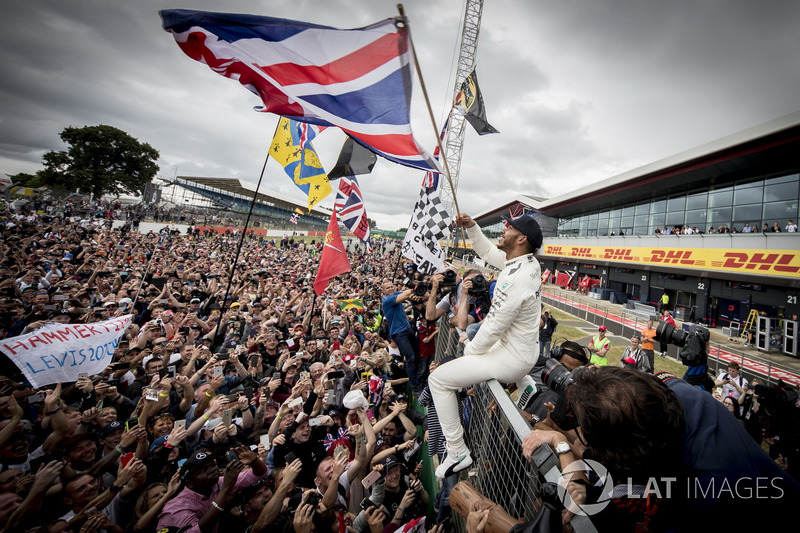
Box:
[270,117,332,210]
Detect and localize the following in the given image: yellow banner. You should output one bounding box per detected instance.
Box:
[541,245,800,279]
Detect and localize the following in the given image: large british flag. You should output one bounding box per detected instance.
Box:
[335,176,372,252]
[160,9,440,173]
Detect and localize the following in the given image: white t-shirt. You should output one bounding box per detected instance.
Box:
[720,372,748,400]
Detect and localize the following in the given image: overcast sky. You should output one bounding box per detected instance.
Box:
[2,0,799,229]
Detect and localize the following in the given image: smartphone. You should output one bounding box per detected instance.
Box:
[110,362,130,371]
[309,416,323,427]
[403,439,421,461]
[249,355,259,368]
[26,392,46,404]
[328,355,336,364]
[120,452,135,468]
[43,304,56,311]
[259,433,271,450]
[213,366,223,378]
[328,370,345,379]
[299,371,310,381]
[361,470,381,490]
[78,372,89,380]
[325,390,335,404]
[221,409,233,427]
[285,452,298,464]
[334,445,348,462]
[242,387,254,401]
[287,397,303,409]
[217,352,230,361]
[158,368,169,379]
[225,449,239,464]
[167,365,177,379]
[159,299,168,304]
[272,371,282,381]
[53,294,68,301]
[174,419,187,431]
[125,417,139,431]
[145,389,159,402]
[360,497,374,510]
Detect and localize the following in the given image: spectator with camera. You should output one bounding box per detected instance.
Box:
[715,362,748,401]
[379,279,421,397]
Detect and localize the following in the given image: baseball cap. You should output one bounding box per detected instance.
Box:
[190,298,201,303]
[101,421,124,436]
[383,454,402,471]
[149,434,170,453]
[598,325,607,332]
[180,450,216,480]
[501,213,543,252]
[230,302,240,308]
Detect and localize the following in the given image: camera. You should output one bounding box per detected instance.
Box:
[542,358,575,395]
[413,281,432,297]
[467,274,488,295]
[654,321,710,366]
[439,269,458,288]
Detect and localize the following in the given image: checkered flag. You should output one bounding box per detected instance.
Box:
[402,172,451,274]
[412,173,451,241]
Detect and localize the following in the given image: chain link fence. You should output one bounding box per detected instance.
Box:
[431,319,596,533]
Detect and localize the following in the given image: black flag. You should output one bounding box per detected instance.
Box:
[328,137,378,179]
[454,69,499,135]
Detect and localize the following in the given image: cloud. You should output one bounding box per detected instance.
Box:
[1,0,799,229]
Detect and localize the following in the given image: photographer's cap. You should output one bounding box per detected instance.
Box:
[501,214,543,252]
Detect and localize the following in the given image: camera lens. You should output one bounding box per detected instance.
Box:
[542,358,574,394]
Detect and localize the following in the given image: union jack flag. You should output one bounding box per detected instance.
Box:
[335,176,372,252]
[161,10,440,173]
[323,427,352,457]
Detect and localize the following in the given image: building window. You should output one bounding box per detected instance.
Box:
[708,188,733,208]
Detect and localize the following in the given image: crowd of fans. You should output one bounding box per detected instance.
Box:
[2,197,799,533]
[0,201,448,533]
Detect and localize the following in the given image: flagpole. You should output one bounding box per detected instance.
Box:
[397,4,468,250]
[212,120,281,350]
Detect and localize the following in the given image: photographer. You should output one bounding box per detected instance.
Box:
[521,367,800,531]
[453,274,494,342]
[539,308,558,358]
[424,269,478,329]
[521,340,590,423]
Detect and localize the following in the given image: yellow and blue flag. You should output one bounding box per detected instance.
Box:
[270,117,332,210]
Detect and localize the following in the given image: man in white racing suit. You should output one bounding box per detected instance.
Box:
[429,212,543,477]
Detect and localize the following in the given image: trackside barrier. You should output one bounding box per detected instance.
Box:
[432,319,597,533]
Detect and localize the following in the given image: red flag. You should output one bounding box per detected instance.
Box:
[313,209,351,295]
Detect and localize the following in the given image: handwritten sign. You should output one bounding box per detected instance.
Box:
[0,315,133,388]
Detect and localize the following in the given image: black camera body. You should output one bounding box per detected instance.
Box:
[541,357,581,430]
[439,269,458,288]
[467,274,488,295]
[655,321,710,366]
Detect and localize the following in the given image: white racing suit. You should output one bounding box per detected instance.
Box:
[429,223,541,456]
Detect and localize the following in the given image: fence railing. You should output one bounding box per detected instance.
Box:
[432,319,597,533]
[541,287,800,388]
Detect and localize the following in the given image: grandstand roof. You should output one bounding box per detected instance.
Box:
[175,176,332,215]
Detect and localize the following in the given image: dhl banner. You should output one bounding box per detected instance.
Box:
[542,245,800,279]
